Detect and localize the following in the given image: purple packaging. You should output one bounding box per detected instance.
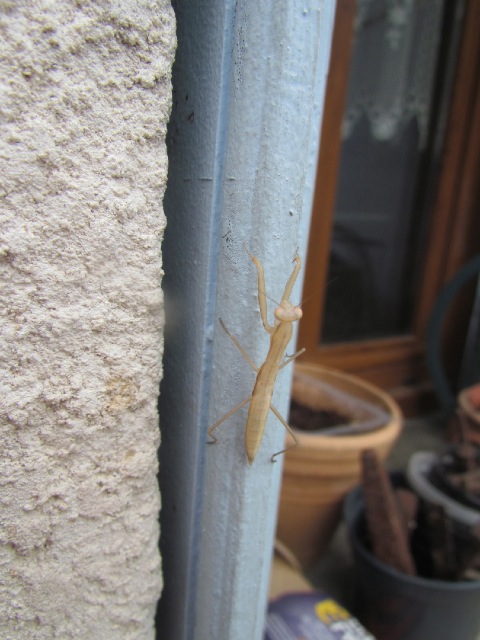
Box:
[264,592,375,640]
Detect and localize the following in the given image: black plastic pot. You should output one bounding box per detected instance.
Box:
[348,510,480,640]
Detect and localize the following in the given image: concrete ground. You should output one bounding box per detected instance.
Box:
[386,412,447,471]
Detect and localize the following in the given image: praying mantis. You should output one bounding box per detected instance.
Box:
[207,245,305,464]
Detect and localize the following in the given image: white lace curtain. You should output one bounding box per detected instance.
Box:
[342,0,446,148]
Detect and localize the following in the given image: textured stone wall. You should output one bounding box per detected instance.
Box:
[0,2,175,637]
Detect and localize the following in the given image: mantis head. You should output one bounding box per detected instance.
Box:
[274,301,303,324]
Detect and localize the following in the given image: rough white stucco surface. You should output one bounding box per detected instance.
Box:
[0,2,175,638]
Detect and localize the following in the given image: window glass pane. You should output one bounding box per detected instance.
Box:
[322,0,447,344]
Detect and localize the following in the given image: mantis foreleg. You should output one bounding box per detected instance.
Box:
[244,245,275,335]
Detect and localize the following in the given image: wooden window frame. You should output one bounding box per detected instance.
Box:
[298,0,480,412]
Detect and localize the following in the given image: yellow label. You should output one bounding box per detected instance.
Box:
[315,599,350,624]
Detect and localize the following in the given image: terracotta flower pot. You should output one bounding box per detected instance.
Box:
[276,362,402,568]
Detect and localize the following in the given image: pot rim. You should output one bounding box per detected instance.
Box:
[289,363,402,449]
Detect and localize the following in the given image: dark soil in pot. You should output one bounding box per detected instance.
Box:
[289,400,349,432]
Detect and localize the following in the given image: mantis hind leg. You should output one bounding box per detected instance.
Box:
[269,403,299,462]
[207,396,251,443]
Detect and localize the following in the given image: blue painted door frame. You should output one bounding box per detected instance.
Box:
[158,1,335,638]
